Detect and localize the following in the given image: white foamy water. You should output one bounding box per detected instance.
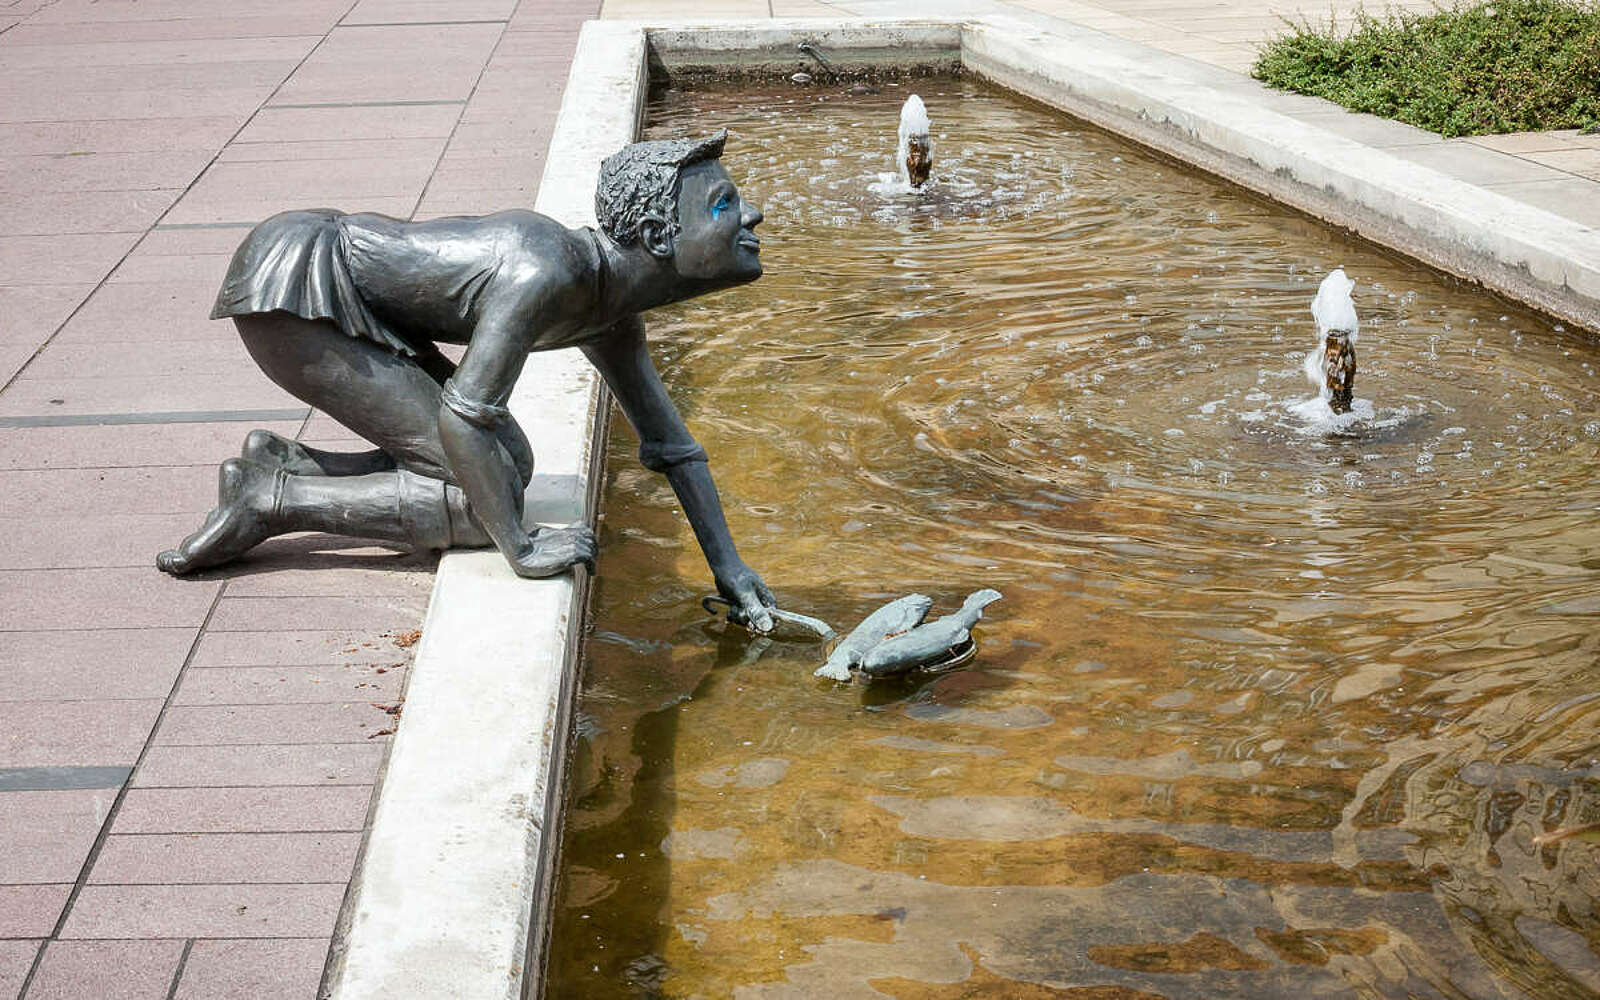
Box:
[896,93,931,189]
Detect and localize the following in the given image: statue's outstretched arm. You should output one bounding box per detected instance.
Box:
[583,316,774,630]
[439,299,595,577]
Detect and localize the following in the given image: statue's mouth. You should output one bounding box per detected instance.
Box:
[737,232,761,252]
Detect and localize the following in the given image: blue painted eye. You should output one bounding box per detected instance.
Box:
[712,194,731,219]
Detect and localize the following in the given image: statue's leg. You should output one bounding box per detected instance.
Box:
[275,469,491,549]
[156,458,279,574]
[233,313,455,479]
[157,314,522,573]
[156,464,491,575]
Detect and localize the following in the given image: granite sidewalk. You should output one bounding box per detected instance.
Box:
[0,1,594,997]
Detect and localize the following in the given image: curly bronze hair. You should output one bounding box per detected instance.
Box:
[594,130,727,246]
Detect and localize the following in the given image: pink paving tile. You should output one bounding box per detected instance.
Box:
[4,16,339,45]
[174,664,404,706]
[173,938,329,1000]
[0,189,179,238]
[273,69,490,111]
[161,195,418,229]
[223,563,435,598]
[0,36,319,70]
[132,742,385,787]
[51,278,220,338]
[0,61,296,100]
[0,941,41,1000]
[26,940,184,1000]
[0,567,221,628]
[59,883,346,939]
[22,338,251,381]
[306,20,504,58]
[0,150,216,194]
[426,151,541,191]
[169,157,440,212]
[206,595,429,632]
[0,626,195,702]
[0,232,141,286]
[0,371,301,415]
[114,785,372,834]
[89,831,361,884]
[0,699,164,767]
[0,513,209,570]
[416,187,537,218]
[0,87,272,124]
[136,227,261,257]
[217,136,447,164]
[0,790,116,883]
[0,286,90,344]
[190,628,416,667]
[234,104,461,144]
[0,467,214,520]
[103,250,233,285]
[0,884,70,937]
[0,419,304,472]
[0,342,38,386]
[154,702,397,746]
[0,119,241,156]
[0,340,39,384]
[442,120,551,154]
[21,0,349,26]
[342,0,517,23]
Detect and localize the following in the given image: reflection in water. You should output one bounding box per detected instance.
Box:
[548,80,1600,998]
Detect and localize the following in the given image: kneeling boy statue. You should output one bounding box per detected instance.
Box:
[158,130,777,632]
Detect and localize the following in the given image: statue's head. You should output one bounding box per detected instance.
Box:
[595,129,763,288]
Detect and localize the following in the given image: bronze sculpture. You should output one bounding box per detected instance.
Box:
[158,130,778,631]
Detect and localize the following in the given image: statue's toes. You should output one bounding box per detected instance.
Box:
[156,548,191,575]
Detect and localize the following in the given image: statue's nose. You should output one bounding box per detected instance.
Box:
[741,202,763,229]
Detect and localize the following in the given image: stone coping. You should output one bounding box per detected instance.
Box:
[328,15,1599,1000]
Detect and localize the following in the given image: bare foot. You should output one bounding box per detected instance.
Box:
[241,429,395,477]
[241,429,323,475]
[156,458,277,574]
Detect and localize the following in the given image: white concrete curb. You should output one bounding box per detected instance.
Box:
[328,14,1600,1000]
[326,21,645,1000]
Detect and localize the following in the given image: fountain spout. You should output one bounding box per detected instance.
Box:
[898,94,932,189]
[1306,269,1359,415]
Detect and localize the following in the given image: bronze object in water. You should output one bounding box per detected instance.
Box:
[1323,329,1356,414]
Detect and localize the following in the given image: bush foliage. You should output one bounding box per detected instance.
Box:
[1252,0,1600,137]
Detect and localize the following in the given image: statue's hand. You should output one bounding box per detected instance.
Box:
[715,562,776,634]
[508,524,597,579]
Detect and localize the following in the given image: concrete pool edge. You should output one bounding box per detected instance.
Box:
[327,16,1600,1000]
[323,21,644,1000]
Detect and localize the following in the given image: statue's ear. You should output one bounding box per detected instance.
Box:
[639,216,673,260]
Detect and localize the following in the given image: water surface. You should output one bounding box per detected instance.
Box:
[549,80,1600,999]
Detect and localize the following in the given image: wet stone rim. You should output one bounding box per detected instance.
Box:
[326,16,1600,1000]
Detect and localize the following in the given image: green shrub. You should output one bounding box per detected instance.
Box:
[1252,0,1600,137]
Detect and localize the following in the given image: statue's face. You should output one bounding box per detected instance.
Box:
[671,159,763,286]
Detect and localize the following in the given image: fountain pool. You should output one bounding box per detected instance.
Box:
[547,79,1600,998]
